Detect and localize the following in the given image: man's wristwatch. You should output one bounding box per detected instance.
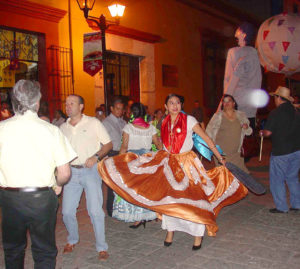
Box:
[95,154,101,162]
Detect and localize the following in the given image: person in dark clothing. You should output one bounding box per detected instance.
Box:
[260,86,300,213]
[191,100,205,129]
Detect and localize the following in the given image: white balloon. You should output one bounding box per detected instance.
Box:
[257,13,300,75]
[249,89,269,108]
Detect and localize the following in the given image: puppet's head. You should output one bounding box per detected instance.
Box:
[235,22,255,47]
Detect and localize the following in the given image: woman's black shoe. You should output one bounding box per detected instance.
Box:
[192,243,202,250]
[129,221,146,229]
[164,241,172,247]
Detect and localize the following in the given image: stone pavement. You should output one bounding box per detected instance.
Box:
[1,139,299,268]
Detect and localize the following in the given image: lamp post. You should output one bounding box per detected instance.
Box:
[76,0,125,115]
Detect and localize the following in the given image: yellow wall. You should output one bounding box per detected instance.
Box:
[25,0,238,116]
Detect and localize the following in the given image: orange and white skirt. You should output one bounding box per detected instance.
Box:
[98,150,248,236]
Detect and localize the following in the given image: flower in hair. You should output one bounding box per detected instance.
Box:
[129,114,134,123]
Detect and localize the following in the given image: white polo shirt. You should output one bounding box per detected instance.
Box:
[60,114,111,165]
[0,111,77,187]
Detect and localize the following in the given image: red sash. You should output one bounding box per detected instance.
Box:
[132,117,149,128]
[161,112,187,154]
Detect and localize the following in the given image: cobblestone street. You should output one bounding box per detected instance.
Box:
[1,140,299,269]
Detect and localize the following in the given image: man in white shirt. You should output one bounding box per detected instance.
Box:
[60,94,112,261]
[0,80,76,269]
[102,98,126,216]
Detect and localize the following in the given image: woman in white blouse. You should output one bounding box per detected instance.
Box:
[112,102,162,228]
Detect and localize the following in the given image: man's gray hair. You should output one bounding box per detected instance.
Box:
[11,80,41,115]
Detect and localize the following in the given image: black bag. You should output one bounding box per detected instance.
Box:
[240,135,259,158]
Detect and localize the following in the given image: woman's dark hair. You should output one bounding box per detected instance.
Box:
[131,102,146,119]
[221,94,238,110]
[165,93,184,105]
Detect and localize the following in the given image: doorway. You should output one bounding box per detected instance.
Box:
[106,51,140,105]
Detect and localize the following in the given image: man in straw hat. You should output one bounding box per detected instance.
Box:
[260,86,300,213]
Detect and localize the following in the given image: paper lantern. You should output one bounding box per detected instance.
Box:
[256,13,300,75]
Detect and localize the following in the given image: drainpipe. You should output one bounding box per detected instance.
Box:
[68,0,75,90]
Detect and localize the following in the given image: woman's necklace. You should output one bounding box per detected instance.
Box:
[168,114,180,152]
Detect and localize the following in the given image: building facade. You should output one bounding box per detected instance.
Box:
[1,0,285,120]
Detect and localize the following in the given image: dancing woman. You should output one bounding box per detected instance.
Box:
[112,102,162,228]
[98,94,248,249]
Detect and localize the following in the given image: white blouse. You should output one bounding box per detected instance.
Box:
[123,123,157,150]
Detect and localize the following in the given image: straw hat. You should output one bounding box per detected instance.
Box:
[269,86,294,102]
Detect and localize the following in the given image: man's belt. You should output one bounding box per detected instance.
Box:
[0,187,51,192]
[71,164,85,169]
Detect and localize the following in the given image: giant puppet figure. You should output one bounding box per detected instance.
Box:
[223,22,262,130]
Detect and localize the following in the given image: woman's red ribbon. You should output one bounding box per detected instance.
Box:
[161,112,187,154]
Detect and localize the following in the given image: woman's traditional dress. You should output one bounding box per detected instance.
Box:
[111,123,157,222]
[98,113,248,236]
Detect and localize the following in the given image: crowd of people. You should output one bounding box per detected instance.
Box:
[0,22,299,269]
[0,81,299,268]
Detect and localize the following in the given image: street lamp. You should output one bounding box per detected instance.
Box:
[76,0,125,114]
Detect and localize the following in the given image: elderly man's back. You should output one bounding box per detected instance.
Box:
[0,112,74,187]
[0,80,76,269]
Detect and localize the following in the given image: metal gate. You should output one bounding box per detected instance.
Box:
[47,45,74,117]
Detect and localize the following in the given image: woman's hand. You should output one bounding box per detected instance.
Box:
[119,132,129,154]
[219,157,226,166]
[192,124,226,165]
[153,134,163,151]
[241,123,248,129]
